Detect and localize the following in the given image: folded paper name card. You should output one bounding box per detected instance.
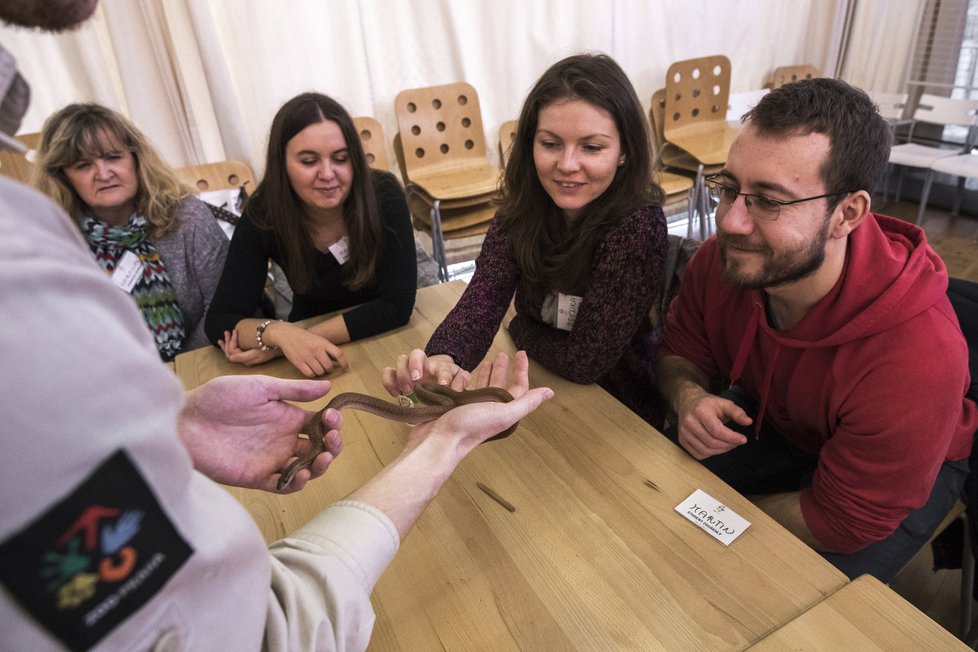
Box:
[675,489,750,546]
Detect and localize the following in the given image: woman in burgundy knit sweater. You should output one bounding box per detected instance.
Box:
[385,53,669,427]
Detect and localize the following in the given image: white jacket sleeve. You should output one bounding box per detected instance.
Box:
[264,501,400,652]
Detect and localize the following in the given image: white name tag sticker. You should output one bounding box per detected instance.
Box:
[675,489,751,546]
[555,292,582,331]
[328,236,351,264]
[111,250,142,294]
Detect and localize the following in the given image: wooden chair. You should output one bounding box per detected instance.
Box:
[769,64,821,89]
[498,119,517,168]
[0,132,41,184]
[352,115,390,171]
[651,87,722,239]
[174,159,256,193]
[662,55,741,240]
[394,81,499,280]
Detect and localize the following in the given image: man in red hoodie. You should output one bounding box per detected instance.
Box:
[657,77,978,582]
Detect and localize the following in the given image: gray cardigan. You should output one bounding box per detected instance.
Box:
[154,196,229,352]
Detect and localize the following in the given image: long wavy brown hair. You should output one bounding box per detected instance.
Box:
[31,103,191,239]
[501,53,663,294]
[249,92,383,294]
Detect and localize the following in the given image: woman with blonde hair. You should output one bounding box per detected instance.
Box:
[32,102,228,360]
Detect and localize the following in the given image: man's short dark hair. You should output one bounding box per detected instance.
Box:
[743,78,892,202]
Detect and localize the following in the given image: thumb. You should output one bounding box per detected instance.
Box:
[265,377,333,403]
[508,386,554,419]
[723,402,753,427]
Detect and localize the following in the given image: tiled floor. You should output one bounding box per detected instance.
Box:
[877,196,978,641]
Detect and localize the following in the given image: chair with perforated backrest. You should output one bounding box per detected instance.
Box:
[175,159,279,316]
[662,56,741,240]
[887,93,978,223]
[498,119,517,168]
[174,160,257,194]
[769,64,821,89]
[0,132,40,184]
[394,81,499,280]
[352,116,390,171]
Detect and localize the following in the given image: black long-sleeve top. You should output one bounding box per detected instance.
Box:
[205,170,416,343]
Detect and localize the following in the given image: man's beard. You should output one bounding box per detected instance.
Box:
[717,216,830,290]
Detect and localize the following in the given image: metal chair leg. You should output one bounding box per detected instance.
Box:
[954,176,966,216]
[429,200,449,282]
[918,170,934,225]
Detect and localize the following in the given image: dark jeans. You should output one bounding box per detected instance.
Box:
[663,386,968,583]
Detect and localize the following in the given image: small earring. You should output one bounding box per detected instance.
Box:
[617,159,625,167]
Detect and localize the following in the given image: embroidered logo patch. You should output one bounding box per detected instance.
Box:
[0,450,193,651]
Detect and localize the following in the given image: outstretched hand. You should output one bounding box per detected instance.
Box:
[178,375,344,493]
[407,350,552,452]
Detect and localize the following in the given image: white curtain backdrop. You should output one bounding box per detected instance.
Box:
[1,0,919,179]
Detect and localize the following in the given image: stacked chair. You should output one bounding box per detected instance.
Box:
[769,64,821,89]
[0,132,40,184]
[393,81,499,282]
[175,159,256,194]
[887,93,978,223]
[498,119,517,168]
[353,114,440,287]
[352,115,391,171]
[655,54,741,239]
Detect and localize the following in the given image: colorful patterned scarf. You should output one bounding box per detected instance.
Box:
[79,211,186,361]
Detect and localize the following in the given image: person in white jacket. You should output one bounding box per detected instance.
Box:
[0,3,553,650]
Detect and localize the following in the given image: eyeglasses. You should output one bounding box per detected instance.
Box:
[705,175,854,222]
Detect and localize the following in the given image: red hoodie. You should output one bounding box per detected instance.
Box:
[662,214,978,553]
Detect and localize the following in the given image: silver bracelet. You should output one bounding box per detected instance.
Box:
[256,319,278,352]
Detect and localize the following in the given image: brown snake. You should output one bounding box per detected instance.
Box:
[277,382,517,490]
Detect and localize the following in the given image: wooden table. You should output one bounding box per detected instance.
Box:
[748,574,968,650]
[172,281,847,650]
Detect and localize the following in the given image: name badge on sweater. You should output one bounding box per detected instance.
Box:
[328,236,351,264]
[555,293,582,331]
[110,251,142,294]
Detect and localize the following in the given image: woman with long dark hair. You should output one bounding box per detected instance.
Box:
[385,53,669,426]
[206,93,416,376]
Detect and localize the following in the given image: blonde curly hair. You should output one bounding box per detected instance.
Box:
[31,103,192,238]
